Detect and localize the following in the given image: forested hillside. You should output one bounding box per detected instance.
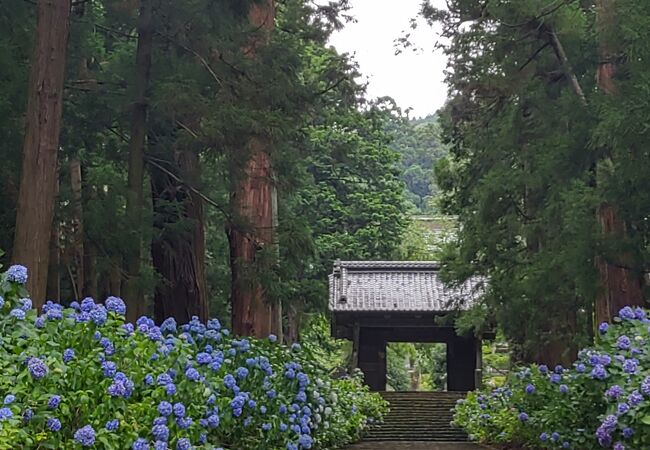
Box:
[390,114,448,213]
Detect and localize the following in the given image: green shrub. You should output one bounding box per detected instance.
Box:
[454,307,650,450]
[0,265,386,449]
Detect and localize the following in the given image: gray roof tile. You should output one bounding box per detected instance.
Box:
[328,261,484,312]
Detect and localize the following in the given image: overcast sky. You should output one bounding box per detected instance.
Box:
[328,0,448,118]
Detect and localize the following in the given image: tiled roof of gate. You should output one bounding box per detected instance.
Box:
[328,261,484,313]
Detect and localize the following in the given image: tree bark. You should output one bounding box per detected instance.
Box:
[12,0,71,307]
[151,149,208,324]
[229,139,275,337]
[594,0,644,325]
[46,183,60,303]
[69,157,84,299]
[124,0,154,322]
[229,0,278,338]
[284,300,303,344]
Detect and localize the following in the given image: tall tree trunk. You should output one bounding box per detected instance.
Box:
[46,180,60,303]
[124,0,154,322]
[284,299,303,345]
[229,0,277,338]
[69,157,84,299]
[12,0,71,307]
[594,0,644,325]
[151,150,208,324]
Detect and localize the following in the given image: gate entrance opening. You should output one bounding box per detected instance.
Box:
[386,342,447,391]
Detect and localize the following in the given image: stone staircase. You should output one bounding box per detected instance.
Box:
[364,391,468,442]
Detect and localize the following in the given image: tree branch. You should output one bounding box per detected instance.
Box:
[145,156,230,219]
[518,42,551,71]
[545,26,587,105]
[156,32,224,87]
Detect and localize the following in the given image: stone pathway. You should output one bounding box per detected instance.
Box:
[347,442,487,450]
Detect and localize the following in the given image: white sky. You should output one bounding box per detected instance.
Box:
[329,0,448,118]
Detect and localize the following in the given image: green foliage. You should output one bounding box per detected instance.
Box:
[454,308,650,449]
[0,267,386,449]
[420,0,650,361]
[386,343,446,392]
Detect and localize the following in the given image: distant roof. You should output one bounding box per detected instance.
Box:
[328,261,484,313]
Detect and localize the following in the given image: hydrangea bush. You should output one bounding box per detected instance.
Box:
[0,266,386,449]
[454,306,650,450]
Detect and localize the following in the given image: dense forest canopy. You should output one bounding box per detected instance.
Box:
[0,0,414,341]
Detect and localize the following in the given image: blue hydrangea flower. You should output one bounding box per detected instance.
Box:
[0,296,4,309]
[176,438,191,450]
[9,309,25,320]
[185,367,200,382]
[74,425,96,447]
[224,374,237,390]
[269,334,277,343]
[34,316,45,328]
[236,367,249,379]
[176,416,192,429]
[106,419,119,431]
[90,305,108,325]
[298,434,313,449]
[154,442,167,450]
[105,296,126,315]
[590,364,607,380]
[196,352,212,365]
[3,395,15,405]
[27,357,48,379]
[559,384,569,394]
[80,298,96,313]
[628,390,643,406]
[207,414,219,428]
[599,322,609,334]
[173,403,185,418]
[6,265,28,284]
[619,306,636,320]
[19,298,32,311]
[518,412,528,422]
[45,302,63,320]
[152,424,169,441]
[617,336,631,350]
[107,373,135,398]
[623,427,634,439]
[540,432,549,441]
[47,417,61,432]
[48,395,61,409]
[0,408,13,421]
[158,401,172,417]
[525,384,535,394]
[207,318,221,330]
[102,361,117,378]
[132,438,150,450]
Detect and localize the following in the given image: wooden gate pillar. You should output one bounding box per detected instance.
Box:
[447,335,478,391]
[358,329,387,391]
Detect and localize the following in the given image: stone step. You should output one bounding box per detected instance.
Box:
[364,392,468,443]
